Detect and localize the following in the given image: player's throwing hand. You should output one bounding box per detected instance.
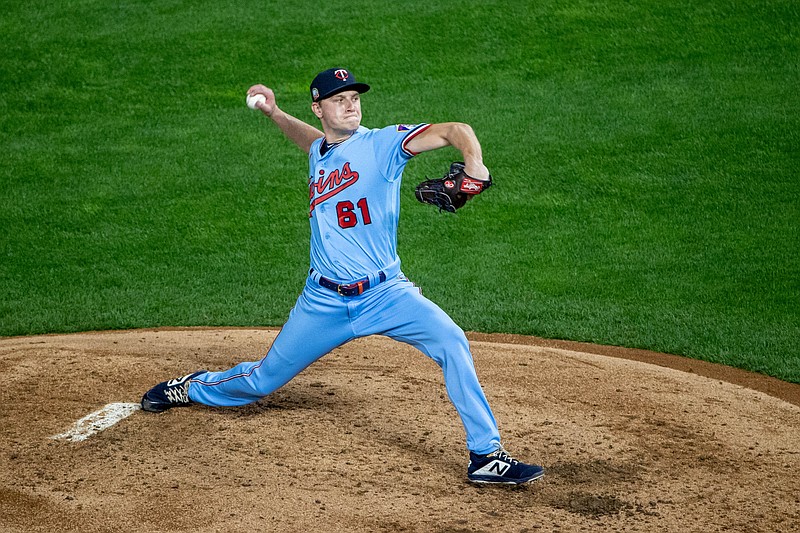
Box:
[247,85,276,116]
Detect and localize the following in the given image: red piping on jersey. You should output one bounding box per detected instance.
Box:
[192,357,266,387]
[401,123,432,157]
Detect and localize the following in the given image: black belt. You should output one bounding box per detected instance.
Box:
[311,269,387,297]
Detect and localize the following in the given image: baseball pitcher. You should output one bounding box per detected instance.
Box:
[141,67,544,485]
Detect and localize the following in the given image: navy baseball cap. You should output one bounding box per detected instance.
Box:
[310,68,370,102]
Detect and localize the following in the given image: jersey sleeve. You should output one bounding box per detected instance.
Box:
[308,137,323,168]
[374,123,431,182]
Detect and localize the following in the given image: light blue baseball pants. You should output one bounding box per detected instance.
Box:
[187,274,502,454]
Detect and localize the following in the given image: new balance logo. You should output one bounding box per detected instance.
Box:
[472,459,511,477]
[487,460,511,476]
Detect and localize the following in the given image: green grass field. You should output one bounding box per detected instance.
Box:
[1,0,798,382]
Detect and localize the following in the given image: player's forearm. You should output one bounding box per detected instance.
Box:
[406,122,489,180]
[269,107,324,154]
[442,123,486,178]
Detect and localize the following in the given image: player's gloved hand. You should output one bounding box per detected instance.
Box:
[414,162,493,213]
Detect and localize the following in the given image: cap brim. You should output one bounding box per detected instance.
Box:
[318,83,371,101]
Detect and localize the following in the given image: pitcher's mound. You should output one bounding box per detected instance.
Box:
[1,328,798,532]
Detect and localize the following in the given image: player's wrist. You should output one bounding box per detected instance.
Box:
[464,162,490,181]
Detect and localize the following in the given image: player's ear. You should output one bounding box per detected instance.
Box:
[311,102,323,119]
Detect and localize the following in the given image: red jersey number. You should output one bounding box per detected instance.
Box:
[336,198,372,229]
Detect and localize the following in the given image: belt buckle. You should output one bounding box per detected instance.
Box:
[337,284,346,296]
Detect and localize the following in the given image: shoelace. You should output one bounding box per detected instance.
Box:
[490,446,519,465]
[165,382,190,403]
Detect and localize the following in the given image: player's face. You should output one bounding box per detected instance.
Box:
[313,90,362,137]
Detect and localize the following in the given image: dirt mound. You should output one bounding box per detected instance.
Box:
[1,328,798,532]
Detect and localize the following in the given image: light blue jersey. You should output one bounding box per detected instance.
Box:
[307,123,429,282]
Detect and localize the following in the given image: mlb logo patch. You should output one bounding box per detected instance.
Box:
[396,124,417,132]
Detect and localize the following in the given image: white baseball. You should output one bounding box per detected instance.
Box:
[246,93,266,110]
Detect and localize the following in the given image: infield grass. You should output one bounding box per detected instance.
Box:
[1,0,798,382]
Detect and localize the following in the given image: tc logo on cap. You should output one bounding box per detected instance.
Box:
[334,69,349,81]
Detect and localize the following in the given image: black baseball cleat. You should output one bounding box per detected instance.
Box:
[467,446,545,485]
[141,371,205,413]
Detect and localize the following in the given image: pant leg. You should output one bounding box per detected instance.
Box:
[189,281,353,406]
[352,277,502,455]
